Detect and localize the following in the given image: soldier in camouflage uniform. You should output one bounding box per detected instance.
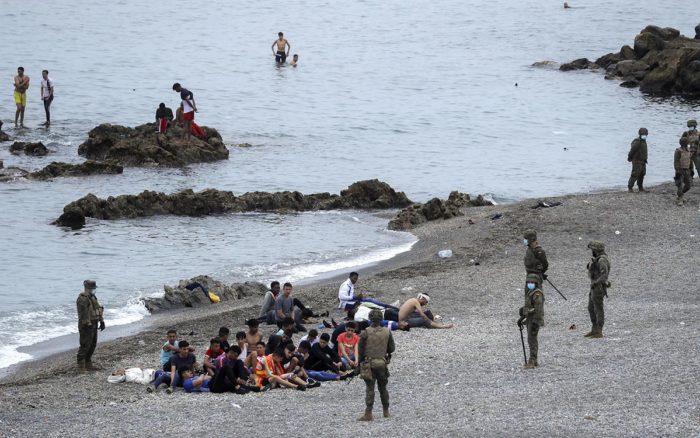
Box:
[585,242,610,338]
[76,279,105,372]
[674,136,694,206]
[357,309,395,421]
[681,119,699,178]
[518,273,545,369]
[523,230,548,292]
[627,128,649,192]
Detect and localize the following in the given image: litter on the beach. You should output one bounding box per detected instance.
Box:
[615,230,621,235]
[438,249,453,258]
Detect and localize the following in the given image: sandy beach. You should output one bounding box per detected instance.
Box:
[1,181,699,437]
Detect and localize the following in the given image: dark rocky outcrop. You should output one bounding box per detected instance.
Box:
[561,25,700,97]
[10,142,48,156]
[559,58,598,72]
[388,191,493,231]
[53,179,412,229]
[0,166,30,183]
[0,130,9,142]
[77,123,229,167]
[696,23,700,39]
[29,160,123,180]
[142,275,266,313]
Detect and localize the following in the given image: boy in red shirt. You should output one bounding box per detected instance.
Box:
[203,338,225,376]
[337,321,359,369]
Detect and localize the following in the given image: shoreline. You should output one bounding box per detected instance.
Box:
[2,181,699,436]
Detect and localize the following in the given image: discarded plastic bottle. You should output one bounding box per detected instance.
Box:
[437,249,453,258]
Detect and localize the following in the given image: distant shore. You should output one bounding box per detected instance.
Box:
[1,181,698,437]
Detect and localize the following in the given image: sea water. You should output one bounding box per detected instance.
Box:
[0,0,698,369]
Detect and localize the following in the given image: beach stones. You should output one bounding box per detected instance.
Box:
[9,141,48,156]
[77,123,229,167]
[388,191,493,231]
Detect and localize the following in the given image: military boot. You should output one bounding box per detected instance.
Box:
[584,326,595,337]
[676,195,684,206]
[77,359,88,373]
[524,358,537,369]
[86,361,103,371]
[627,186,634,193]
[383,406,390,418]
[590,326,603,338]
[357,409,373,421]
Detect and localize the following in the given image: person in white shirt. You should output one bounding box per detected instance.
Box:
[338,272,397,312]
[40,70,53,126]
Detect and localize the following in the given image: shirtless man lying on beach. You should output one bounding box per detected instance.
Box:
[399,293,453,329]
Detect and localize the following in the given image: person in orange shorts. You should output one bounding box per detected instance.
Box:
[14,67,30,128]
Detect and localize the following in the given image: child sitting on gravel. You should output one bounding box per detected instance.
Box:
[203,338,225,376]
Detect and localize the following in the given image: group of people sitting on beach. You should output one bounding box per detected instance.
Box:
[147,273,451,394]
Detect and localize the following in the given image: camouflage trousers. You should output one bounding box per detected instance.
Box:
[694,154,700,178]
[365,362,389,410]
[675,169,692,197]
[588,286,606,328]
[527,320,540,362]
[628,161,646,189]
[77,323,98,363]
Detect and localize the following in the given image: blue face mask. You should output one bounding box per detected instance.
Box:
[527,283,536,290]
[640,135,647,140]
[523,239,529,247]
[91,289,96,296]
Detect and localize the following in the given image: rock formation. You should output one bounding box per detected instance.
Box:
[9,141,48,156]
[560,25,700,96]
[388,191,493,231]
[142,275,267,313]
[53,179,412,229]
[77,123,229,167]
[29,161,123,180]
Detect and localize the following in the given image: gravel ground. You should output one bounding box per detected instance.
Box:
[1,182,699,437]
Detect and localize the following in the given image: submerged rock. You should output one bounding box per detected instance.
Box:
[561,24,700,97]
[10,141,48,156]
[142,275,267,313]
[29,160,123,180]
[53,179,412,229]
[0,130,9,142]
[559,58,598,72]
[77,123,229,167]
[388,191,493,231]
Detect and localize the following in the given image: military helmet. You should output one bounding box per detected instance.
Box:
[680,137,689,147]
[83,279,98,289]
[587,241,605,252]
[368,309,383,322]
[638,127,648,136]
[526,273,541,285]
[523,229,537,241]
[688,119,697,128]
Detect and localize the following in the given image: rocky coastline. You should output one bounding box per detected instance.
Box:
[560,24,700,96]
[0,160,123,182]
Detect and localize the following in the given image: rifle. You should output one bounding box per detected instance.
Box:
[518,323,527,365]
[545,277,568,300]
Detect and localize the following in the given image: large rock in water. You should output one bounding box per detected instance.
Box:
[0,130,9,142]
[142,275,266,313]
[9,142,48,156]
[29,161,123,180]
[77,123,229,167]
[388,191,493,231]
[53,179,413,229]
[562,25,700,97]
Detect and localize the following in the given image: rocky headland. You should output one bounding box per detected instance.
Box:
[77,123,229,167]
[54,179,413,229]
[560,24,700,96]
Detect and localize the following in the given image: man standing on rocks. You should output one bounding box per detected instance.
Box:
[13,67,30,128]
[518,273,544,369]
[172,83,197,140]
[76,279,105,372]
[523,230,548,290]
[585,241,610,338]
[681,119,699,178]
[357,309,395,421]
[627,128,649,192]
[674,137,694,206]
[40,70,54,126]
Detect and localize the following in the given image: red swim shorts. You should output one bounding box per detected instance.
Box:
[183,111,195,121]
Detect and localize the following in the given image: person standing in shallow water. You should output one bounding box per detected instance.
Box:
[627,128,649,192]
[13,67,30,128]
[40,70,54,126]
[271,32,290,64]
[76,279,105,372]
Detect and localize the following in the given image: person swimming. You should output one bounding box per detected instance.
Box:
[290,54,299,67]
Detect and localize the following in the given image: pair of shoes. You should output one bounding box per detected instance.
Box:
[331,318,338,328]
[296,385,307,391]
[322,320,332,328]
[261,383,272,392]
[246,385,261,393]
[165,387,173,394]
[146,385,155,393]
[306,379,321,388]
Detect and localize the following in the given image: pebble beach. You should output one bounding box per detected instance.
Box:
[1,181,698,437]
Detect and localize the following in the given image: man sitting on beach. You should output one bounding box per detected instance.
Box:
[245,319,263,349]
[256,348,307,391]
[167,340,200,391]
[212,345,259,394]
[307,333,343,373]
[337,321,360,369]
[235,331,248,359]
[297,341,350,382]
[258,281,280,324]
[300,328,319,346]
[276,282,306,332]
[399,294,454,329]
[338,272,398,313]
[244,341,266,371]
[218,326,231,352]
[181,367,211,393]
[203,338,225,376]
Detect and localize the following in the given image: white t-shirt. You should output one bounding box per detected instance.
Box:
[41,77,53,99]
[338,278,355,309]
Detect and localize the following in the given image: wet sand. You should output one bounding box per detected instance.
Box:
[1,182,699,437]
